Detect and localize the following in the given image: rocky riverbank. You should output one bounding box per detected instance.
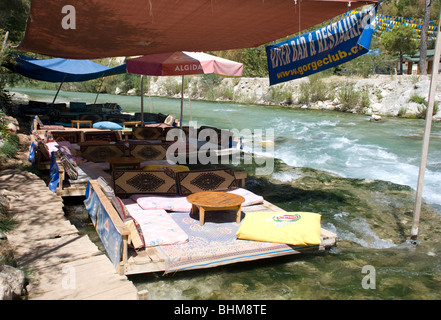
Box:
[119,74,441,120]
[8,74,441,120]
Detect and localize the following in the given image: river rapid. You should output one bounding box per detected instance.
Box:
[11,88,441,300]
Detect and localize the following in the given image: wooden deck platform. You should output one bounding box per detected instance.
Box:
[87,180,337,276]
[0,169,140,300]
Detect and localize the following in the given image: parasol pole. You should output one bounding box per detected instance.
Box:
[410,8,441,242]
[140,75,144,126]
[52,73,67,104]
[148,76,152,112]
[180,75,184,128]
[94,58,113,104]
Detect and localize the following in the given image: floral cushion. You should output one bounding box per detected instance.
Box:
[131,188,263,212]
[131,194,192,212]
[124,203,188,247]
[228,188,264,206]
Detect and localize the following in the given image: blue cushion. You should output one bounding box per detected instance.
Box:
[92,121,123,130]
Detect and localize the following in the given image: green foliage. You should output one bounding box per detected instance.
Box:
[0,0,30,42]
[0,111,10,141]
[398,106,408,117]
[0,216,18,233]
[380,24,420,57]
[337,83,360,110]
[298,81,311,105]
[409,93,440,119]
[298,75,333,104]
[408,93,426,105]
[266,86,292,105]
[0,133,19,160]
[360,87,371,109]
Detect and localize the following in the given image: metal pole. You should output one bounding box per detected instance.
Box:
[180,75,184,128]
[410,9,441,241]
[52,73,67,104]
[94,58,113,104]
[140,75,144,126]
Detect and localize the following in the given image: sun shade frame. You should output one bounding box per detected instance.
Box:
[18,0,377,59]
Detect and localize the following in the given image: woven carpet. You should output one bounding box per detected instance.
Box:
[157,212,319,273]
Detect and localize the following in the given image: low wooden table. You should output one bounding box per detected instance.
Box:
[123,121,142,129]
[71,120,93,129]
[187,191,245,225]
[107,156,143,172]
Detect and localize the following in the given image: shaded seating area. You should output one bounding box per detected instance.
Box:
[82,167,336,275]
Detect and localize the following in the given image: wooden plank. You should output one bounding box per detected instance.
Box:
[2,169,139,300]
[28,255,137,300]
[13,234,102,270]
[8,219,78,241]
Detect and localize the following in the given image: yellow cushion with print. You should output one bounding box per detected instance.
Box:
[236,212,322,246]
[142,164,190,173]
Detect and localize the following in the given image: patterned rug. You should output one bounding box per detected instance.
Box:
[157,212,320,273]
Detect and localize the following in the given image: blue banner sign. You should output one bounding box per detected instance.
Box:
[266,6,377,85]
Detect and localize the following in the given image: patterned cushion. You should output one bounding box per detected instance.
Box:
[52,131,82,144]
[124,203,188,247]
[59,154,78,180]
[228,188,264,206]
[37,142,51,160]
[113,170,177,197]
[80,144,125,162]
[132,127,163,140]
[129,143,168,161]
[176,168,238,196]
[84,131,120,142]
[110,197,145,249]
[131,194,192,212]
[97,176,115,197]
[110,196,132,222]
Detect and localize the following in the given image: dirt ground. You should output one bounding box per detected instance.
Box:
[1,115,33,266]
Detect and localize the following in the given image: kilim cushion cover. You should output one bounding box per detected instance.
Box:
[129,143,168,161]
[176,168,238,196]
[37,142,51,160]
[59,154,79,180]
[84,131,120,142]
[80,144,125,163]
[132,127,163,140]
[113,170,177,197]
[110,196,145,249]
[52,131,81,144]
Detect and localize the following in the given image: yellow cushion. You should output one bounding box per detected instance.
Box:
[236,212,322,246]
[142,164,190,172]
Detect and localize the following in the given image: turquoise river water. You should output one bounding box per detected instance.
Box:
[10,87,441,300]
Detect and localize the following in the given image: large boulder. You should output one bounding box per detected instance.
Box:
[0,265,26,300]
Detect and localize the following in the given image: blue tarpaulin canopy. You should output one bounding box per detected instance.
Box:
[12,55,126,82]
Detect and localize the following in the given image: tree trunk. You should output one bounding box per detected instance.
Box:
[400,50,403,75]
[419,0,431,75]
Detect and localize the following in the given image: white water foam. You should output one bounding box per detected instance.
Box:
[325,214,396,249]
